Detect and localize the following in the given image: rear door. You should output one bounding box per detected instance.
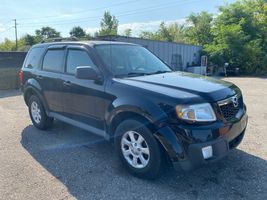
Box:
[61,45,107,130]
[38,45,66,114]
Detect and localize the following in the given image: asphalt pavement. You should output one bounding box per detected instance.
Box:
[0,77,267,200]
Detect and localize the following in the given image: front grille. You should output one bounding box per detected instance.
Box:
[218,94,243,121]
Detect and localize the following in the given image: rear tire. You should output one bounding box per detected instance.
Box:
[28,95,53,130]
[115,118,163,179]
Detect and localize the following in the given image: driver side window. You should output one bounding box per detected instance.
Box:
[66,49,96,75]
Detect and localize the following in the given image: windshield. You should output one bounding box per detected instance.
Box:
[95,44,172,77]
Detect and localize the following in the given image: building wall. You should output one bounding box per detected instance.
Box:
[102,36,202,71]
[0,52,27,89]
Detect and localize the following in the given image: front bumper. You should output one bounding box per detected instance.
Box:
[157,112,248,171]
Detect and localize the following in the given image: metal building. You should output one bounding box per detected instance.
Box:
[98,36,202,71]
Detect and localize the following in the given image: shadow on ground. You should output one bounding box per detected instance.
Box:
[21,121,267,200]
[0,89,21,98]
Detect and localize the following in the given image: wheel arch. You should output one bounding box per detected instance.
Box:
[23,86,49,113]
[108,110,174,157]
[108,111,157,138]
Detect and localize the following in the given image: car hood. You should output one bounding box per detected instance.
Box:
[116,72,240,102]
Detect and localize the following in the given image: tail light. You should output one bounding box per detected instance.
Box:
[19,70,23,83]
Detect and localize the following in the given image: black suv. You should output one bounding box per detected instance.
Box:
[20,40,248,179]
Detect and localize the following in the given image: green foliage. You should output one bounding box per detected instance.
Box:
[123,28,132,37]
[98,11,119,36]
[204,0,267,74]
[0,26,60,51]
[0,38,26,51]
[184,12,213,45]
[23,34,36,46]
[69,26,86,38]
[35,26,61,40]
[140,22,185,43]
[0,38,16,51]
[138,1,267,74]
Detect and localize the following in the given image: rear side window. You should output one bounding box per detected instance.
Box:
[66,49,96,74]
[42,49,64,72]
[24,47,44,69]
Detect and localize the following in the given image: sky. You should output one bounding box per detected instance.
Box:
[0,0,237,42]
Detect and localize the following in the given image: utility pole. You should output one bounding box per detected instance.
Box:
[13,19,18,51]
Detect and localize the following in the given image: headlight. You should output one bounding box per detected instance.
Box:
[176,103,216,122]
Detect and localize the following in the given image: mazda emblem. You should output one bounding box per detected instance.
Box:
[232,96,239,108]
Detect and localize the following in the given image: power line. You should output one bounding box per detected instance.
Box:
[19,0,196,28]
[17,0,142,21]
[0,26,13,35]
[21,0,187,25]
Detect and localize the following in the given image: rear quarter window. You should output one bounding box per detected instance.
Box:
[24,47,45,69]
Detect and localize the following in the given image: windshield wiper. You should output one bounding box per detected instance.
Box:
[126,72,149,77]
[148,70,171,75]
[117,70,171,78]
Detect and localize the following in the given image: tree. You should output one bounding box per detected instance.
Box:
[0,37,26,51]
[0,38,16,51]
[184,12,213,45]
[157,22,173,42]
[98,11,119,36]
[35,26,61,40]
[69,26,86,38]
[140,22,185,43]
[139,31,157,40]
[23,34,36,46]
[204,0,267,74]
[124,28,132,37]
[167,23,185,43]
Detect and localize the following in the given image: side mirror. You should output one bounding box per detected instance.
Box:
[75,66,100,80]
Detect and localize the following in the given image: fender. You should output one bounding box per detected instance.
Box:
[106,96,168,132]
[154,126,185,161]
[23,79,49,113]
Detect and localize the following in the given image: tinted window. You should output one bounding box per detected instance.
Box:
[66,49,96,74]
[24,47,45,69]
[42,49,64,72]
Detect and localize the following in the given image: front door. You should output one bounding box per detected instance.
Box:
[61,46,107,130]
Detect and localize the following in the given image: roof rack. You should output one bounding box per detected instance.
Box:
[95,35,117,41]
[40,37,79,43]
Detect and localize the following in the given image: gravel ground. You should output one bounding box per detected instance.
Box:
[0,77,267,200]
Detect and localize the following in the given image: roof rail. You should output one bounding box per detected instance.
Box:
[40,37,79,43]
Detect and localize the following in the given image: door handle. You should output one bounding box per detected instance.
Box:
[63,81,72,86]
[36,75,43,80]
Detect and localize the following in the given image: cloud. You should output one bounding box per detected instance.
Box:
[0,23,6,32]
[86,27,100,35]
[86,18,186,36]
[118,19,187,35]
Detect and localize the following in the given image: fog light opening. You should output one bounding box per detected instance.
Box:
[202,146,213,159]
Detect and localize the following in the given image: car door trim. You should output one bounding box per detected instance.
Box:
[48,112,109,139]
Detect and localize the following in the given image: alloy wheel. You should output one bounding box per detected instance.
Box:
[31,101,41,124]
[121,131,150,169]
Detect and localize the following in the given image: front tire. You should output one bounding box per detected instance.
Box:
[115,118,163,179]
[28,95,53,130]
